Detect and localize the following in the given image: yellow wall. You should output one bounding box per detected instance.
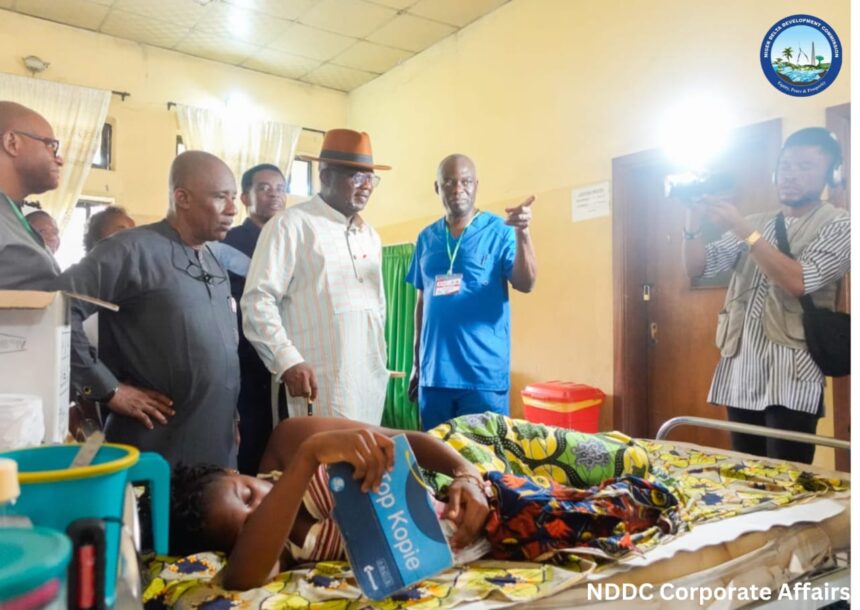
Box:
[0,3,847,467]
[349,0,849,467]
[0,9,346,223]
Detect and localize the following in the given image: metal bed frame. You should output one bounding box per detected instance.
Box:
[655,416,851,451]
[654,416,850,610]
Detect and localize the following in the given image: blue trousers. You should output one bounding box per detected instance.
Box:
[418,386,509,431]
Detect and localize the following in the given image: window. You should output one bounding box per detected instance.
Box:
[288,158,312,196]
[91,123,112,170]
[176,135,186,156]
[54,199,112,270]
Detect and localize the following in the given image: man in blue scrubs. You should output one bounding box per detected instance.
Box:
[406,154,537,430]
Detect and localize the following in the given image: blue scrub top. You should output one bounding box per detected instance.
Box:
[406,212,516,391]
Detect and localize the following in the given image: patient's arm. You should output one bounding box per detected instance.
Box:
[223,428,395,590]
[261,418,491,550]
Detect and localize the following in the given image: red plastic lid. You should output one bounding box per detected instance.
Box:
[521,381,605,402]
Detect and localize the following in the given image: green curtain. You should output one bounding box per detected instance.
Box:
[381,243,419,430]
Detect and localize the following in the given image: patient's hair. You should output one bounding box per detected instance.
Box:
[169,463,228,557]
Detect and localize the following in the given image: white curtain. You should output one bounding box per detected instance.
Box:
[174,104,302,224]
[0,72,110,230]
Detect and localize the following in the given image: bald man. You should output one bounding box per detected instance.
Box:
[0,101,63,288]
[406,154,537,430]
[59,151,241,467]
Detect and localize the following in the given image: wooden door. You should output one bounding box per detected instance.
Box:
[613,119,783,446]
[826,103,850,472]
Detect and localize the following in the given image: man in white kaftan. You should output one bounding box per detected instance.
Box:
[242,129,391,423]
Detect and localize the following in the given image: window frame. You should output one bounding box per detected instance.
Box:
[91,122,113,170]
[287,157,313,197]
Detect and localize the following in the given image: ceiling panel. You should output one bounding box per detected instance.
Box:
[242,47,321,80]
[298,0,396,38]
[100,9,189,48]
[194,2,291,45]
[303,62,377,90]
[175,30,260,65]
[367,13,454,52]
[332,41,412,73]
[220,0,318,21]
[367,0,416,9]
[408,0,507,28]
[268,22,355,61]
[111,0,207,30]
[3,0,511,92]
[14,0,109,30]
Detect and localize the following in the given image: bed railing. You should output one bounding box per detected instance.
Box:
[655,416,850,451]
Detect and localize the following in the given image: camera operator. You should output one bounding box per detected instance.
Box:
[682,127,850,464]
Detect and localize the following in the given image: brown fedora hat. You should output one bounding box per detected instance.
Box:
[297,128,391,171]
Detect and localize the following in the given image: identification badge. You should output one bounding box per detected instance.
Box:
[434,273,462,296]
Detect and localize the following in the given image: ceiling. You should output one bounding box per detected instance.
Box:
[0,0,510,92]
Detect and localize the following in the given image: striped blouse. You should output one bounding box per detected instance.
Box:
[261,467,345,563]
[703,210,851,414]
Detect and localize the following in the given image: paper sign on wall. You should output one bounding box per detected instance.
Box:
[571,182,611,222]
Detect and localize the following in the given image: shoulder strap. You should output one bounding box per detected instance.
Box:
[772,212,791,257]
[773,212,816,312]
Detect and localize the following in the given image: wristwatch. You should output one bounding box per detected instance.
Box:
[97,387,118,404]
[744,230,763,248]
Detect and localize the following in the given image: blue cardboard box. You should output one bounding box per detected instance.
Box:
[327,434,453,599]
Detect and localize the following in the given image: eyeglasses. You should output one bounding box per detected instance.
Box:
[350,172,380,188]
[254,183,287,195]
[171,241,227,295]
[329,168,380,189]
[441,177,476,190]
[13,131,61,158]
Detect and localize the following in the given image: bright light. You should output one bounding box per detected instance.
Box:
[659,94,734,171]
[227,7,250,38]
[223,92,256,142]
[225,91,253,116]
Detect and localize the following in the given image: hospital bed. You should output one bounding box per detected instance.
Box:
[141,417,850,610]
[522,417,851,610]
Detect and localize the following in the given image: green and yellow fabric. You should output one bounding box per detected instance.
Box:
[424,413,650,492]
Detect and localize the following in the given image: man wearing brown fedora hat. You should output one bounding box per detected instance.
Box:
[242,129,390,425]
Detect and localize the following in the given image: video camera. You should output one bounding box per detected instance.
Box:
[664,171,734,201]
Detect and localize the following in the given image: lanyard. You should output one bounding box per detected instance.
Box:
[2,192,39,241]
[444,210,481,274]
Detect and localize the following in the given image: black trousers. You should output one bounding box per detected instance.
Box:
[726,399,822,464]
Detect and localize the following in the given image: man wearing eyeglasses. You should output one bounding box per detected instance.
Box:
[406,154,538,430]
[242,129,390,425]
[59,151,242,468]
[219,163,287,473]
[0,101,63,289]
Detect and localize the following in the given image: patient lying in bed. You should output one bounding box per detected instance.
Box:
[168,413,679,590]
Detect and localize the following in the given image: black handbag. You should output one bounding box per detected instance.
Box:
[773,213,850,377]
